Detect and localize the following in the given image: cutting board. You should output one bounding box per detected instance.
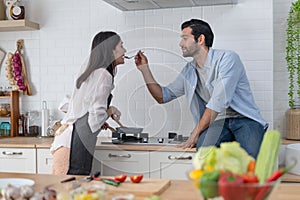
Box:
[106,178,171,197]
[0,48,5,66]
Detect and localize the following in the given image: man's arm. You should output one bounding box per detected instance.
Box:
[135,51,163,103]
[177,107,218,149]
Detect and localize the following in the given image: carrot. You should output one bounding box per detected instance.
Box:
[247,160,256,172]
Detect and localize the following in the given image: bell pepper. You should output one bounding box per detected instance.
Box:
[199,170,220,199]
[253,160,297,200]
[218,172,245,200]
[247,160,256,173]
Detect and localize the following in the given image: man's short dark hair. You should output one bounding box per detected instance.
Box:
[181,19,214,47]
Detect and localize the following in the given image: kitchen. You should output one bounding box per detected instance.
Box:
[0,0,300,199]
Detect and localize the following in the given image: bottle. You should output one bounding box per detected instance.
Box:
[41,101,49,137]
[18,114,24,136]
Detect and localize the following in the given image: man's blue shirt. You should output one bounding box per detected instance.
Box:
[161,48,268,128]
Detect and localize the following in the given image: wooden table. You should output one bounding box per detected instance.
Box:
[0,173,299,200]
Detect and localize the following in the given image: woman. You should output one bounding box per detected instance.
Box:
[50,31,126,175]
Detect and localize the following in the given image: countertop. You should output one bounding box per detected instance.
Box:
[0,136,196,152]
[0,172,299,200]
[281,138,300,145]
[0,137,299,183]
[0,136,54,148]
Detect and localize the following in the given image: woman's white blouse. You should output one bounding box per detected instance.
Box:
[50,68,114,153]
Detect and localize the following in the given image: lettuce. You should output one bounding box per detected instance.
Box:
[193,142,254,174]
[193,146,217,169]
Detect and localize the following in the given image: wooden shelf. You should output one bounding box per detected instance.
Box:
[282,138,300,145]
[0,91,19,137]
[0,19,39,32]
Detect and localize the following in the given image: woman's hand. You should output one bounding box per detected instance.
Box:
[107,106,121,121]
[101,122,109,130]
[134,50,148,71]
[101,122,116,132]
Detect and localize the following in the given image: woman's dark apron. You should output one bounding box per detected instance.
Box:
[67,94,112,175]
[67,112,100,175]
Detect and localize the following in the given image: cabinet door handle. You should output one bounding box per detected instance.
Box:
[108,153,131,158]
[168,155,192,160]
[2,151,23,155]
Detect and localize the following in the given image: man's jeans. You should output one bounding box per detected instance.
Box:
[196,117,267,159]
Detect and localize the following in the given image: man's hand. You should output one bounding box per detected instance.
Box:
[177,130,199,149]
[134,50,148,71]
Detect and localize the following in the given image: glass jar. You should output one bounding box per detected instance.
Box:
[0,103,10,117]
[0,122,11,136]
[24,111,40,137]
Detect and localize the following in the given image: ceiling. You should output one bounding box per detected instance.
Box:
[102,0,238,11]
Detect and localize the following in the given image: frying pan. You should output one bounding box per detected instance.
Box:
[116,127,143,134]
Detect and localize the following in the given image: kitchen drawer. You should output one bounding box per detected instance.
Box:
[37,148,53,174]
[93,150,150,178]
[150,151,194,180]
[0,147,36,173]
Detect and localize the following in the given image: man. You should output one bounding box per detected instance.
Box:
[134,19,268,159]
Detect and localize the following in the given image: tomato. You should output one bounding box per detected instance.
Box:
[114,174,127,183]
[130,175,143,183]
[242,172,259,183]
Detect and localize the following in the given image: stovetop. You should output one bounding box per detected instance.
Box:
[101,132,188,146]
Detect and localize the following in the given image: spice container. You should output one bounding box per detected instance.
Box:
[0,122,11,136]
[0,103,10,117]
[10,0,25,20]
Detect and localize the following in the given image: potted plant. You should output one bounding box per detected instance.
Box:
[285,0,300,140]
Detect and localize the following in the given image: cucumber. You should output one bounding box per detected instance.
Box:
[255,130,282,183]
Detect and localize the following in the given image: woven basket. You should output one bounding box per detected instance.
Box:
[286,109,300,140]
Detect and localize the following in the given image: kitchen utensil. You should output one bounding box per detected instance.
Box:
[124,51,144,59]
[115,119,125,128]
[116,127,143,134]
[106,125,116,132]
[0,49,5,66]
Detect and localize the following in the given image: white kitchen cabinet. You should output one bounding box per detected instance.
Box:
[0,147,36,173]
[93,150,150,178]
[36,148,53,174]
[150,151,194,180]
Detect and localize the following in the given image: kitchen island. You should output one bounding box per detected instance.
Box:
[0,172,299,200]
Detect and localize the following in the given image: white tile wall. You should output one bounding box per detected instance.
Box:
[0,0,276,137]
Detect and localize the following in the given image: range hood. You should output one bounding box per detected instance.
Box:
[102,0,238,11]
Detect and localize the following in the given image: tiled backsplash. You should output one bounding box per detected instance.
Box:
[0,0,287,137]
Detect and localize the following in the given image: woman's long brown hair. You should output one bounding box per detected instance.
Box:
[76,31,121,89]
